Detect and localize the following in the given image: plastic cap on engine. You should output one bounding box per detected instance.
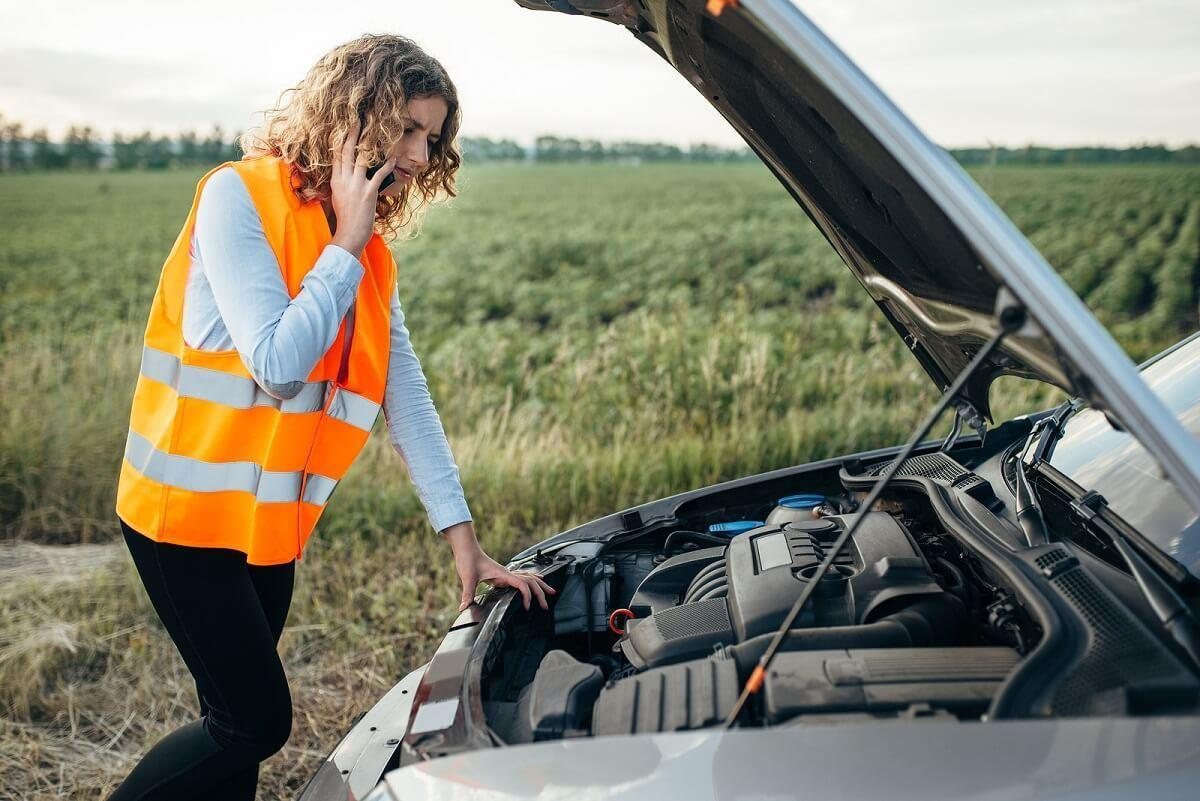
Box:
[708,520,764,536]
[777,494,825,510]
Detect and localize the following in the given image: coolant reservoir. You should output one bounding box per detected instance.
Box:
[765,494,825,525]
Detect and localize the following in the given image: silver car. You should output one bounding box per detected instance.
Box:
[299,1,1200,799]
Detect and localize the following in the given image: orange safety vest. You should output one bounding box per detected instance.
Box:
[116,154,395,565]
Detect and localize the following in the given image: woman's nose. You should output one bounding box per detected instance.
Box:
[408,140,430,169]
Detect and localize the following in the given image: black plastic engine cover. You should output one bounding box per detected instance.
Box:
[620,597,735,669]
[763,647,1019,721]
[527,650,604,740]
[725,513,942,640]
[592,656,739,735]
[619,513,945,669]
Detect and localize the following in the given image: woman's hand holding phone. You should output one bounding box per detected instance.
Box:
[329,119,395,256]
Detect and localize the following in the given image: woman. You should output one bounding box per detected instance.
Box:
[109,34,552,800]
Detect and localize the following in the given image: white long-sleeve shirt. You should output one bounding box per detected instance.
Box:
[183,165,471,533]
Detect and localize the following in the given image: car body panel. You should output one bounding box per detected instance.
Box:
[511,0,1200,513]
[370,717,1200,801]
[297,664,427,801]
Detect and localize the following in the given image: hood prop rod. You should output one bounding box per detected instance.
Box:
[723,305,1025,727]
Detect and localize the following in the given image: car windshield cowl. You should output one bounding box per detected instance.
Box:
[1023,333,1200,579]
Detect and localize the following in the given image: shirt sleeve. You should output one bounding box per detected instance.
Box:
[193,166,365,399]
[382,287,473,533]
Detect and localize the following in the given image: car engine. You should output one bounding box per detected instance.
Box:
[480,483,1034,743]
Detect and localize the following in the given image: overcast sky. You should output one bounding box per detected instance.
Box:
[1,0,1197,147]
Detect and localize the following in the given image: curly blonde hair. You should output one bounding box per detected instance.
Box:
[239,33,462,241]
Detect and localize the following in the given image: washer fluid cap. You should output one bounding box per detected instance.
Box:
[708,520,764,536]
[778,494,825,509]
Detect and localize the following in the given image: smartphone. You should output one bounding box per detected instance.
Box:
[365,160,396,192]
[358,108,396,192]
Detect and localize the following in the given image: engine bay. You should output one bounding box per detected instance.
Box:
[479,455,1037,743]
[466,448,1200,750]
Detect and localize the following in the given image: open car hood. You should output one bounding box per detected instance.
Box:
[513,0,1200,510]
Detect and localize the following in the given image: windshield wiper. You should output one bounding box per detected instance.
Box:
[1013,458,1199,668]
[1013,432,1051,547]
[1069,491,1200,668]
[1017,451,1198,663]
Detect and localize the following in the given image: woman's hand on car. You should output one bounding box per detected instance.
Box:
[442,522,556,612]
[329,119,394,256]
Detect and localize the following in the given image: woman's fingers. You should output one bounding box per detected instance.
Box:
[529,573,557,596]
[509,570,551,610]
[516,573,549,609]
[510,574,533,610]
[338,119,360,176]
[458,575,476,612]
[516,571,556,599]
[470,564,554,612]
[350,121,368,179]
[524,574,549,610]
[369,157,397,189]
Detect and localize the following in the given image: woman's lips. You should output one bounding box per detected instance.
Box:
[396,167,413,182]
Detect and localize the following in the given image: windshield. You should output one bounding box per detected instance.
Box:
[1041,333,1200,575]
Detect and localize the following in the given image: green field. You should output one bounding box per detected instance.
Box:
[1,163,1197,797]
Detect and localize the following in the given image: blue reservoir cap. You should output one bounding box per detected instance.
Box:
[708,520,764,536]
[778,494,825,509]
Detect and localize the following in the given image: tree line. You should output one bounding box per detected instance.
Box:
[2,112,1197,172]
[0,117,244,171]
[948,144,1200,166]
[0,117,756,171]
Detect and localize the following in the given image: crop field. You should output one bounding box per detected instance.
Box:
[0,162,1197,798]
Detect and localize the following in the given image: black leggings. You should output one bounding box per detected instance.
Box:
[108,519,295,801]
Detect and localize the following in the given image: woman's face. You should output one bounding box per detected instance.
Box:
[379,94,449,197]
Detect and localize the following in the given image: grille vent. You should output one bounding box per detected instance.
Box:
[864,452,991,501]
[1049,562,1189,715]
[1035,549,1070,570]
[868,452,967,482]
[653,597,732,641]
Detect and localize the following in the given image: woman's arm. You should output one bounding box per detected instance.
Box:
[382,290,555,611]
[381,288,472,532]
[194,166,364,398]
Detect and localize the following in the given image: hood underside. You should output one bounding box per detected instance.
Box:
[516,0,1053,420]
[513,0,1200,511]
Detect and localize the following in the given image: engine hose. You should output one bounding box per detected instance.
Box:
[684,561,727,599]
[686,571,729,604]
[695,581,729,602]
[728,594,968,675]
[933,557,974,608]
[663,530,731,554]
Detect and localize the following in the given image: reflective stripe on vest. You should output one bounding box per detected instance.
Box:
[138,345,381,431]
[124,428,339,505]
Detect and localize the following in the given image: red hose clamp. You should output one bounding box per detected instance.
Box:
[608,608,635,635]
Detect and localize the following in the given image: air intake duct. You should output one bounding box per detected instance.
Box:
[621,592,967,670]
